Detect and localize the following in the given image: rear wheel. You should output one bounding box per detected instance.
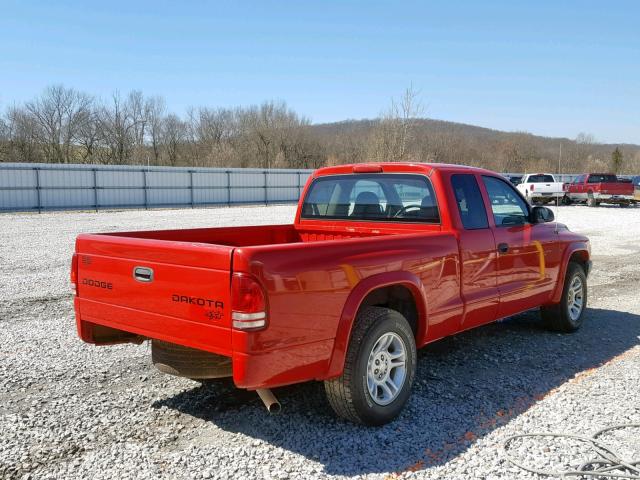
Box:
[541,262,587,332]
[324,306,416,425]
[561,195,572,205]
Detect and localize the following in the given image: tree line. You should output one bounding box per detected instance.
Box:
[1,85,638,173]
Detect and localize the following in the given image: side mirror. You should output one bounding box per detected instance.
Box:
[531,206,554,223]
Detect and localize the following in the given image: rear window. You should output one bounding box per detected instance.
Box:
[301,174,440,223]
[588,174,618,183]
[527,174,555,183]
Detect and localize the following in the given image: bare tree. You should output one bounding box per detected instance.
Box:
[96,91,137,164]
[368,85,424,162]
[24,85,93,163]
[146,96,166,164]
[161,114,187,166]
[76,107,101,163]
[3,106,42,162]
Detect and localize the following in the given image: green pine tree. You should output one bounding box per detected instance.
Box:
[611,147,623,173]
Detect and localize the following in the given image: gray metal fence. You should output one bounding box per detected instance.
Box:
[0,163,606,214]
[0,163,313,213]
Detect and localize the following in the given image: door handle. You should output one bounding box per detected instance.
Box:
[133,266,154,282]
[498,243,509,254]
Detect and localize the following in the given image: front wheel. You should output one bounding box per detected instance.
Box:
[541,262,587,332]
[324,306,416,425]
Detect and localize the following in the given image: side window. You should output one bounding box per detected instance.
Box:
[482,176,530,226]
[451,174,488,229]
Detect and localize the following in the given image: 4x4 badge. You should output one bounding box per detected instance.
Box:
[205,310,223,321]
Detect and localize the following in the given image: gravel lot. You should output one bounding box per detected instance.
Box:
[1,204,639,479]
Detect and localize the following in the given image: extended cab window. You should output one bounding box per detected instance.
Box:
[451,174,488,229]
[482,176,529,226]
[301,174,439,223]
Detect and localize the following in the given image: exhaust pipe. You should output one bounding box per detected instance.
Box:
[256,389,281,414]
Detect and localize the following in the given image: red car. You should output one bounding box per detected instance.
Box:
[71,163,591,425]
[564,173,635,207]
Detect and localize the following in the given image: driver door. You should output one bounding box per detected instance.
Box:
[481,176,559,318]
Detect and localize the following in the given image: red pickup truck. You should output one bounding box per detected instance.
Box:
[564,173,635,207]
[72,163,591,425]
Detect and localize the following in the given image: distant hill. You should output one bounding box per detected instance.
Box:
[309,118,640,174]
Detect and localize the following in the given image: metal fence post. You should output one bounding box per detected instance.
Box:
[92,168,98,212]
[34,167,42,214]
[189,170,194,208]
[297,171,302,200]
[264,170,268,205]
[226,170,231,207]
[143,169,148,210]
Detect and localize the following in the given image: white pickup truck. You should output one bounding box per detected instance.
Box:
[516,173,565,204]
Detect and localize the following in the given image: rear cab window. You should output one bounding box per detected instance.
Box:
[301,174,440,223]
[527,174,555,183]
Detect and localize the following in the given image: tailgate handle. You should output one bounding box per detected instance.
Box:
[133,266,154,283]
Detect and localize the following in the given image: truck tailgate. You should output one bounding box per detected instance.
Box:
[531,182,564,193]
[74,234,233,355]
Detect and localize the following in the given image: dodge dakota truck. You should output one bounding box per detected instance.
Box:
[564,173,635,207]
[516,173,565,205]
[72,163,591,425]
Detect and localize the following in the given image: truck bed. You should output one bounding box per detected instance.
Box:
[102,223,394,246]
[74,220,454,388]
[594,182,634,195]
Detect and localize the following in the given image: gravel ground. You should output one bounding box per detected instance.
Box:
[0,204,639,480]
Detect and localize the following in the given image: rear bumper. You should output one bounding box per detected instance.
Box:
[75,297,334,389]
[593,193,634,201]
[531,192,564,198]
[76,297,233,356]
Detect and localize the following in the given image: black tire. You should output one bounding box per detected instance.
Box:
[620,202,629,208]
[324,306,416,426]
[541,262,587,332]
[561,195,572,206]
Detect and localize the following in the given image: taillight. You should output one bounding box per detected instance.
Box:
[231,273,267,330]
[530,184,535,191]
[70,254,78,295]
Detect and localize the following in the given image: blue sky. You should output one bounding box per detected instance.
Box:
[1,0,638,143]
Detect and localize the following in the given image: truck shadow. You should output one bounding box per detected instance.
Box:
[153,307,640,476]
